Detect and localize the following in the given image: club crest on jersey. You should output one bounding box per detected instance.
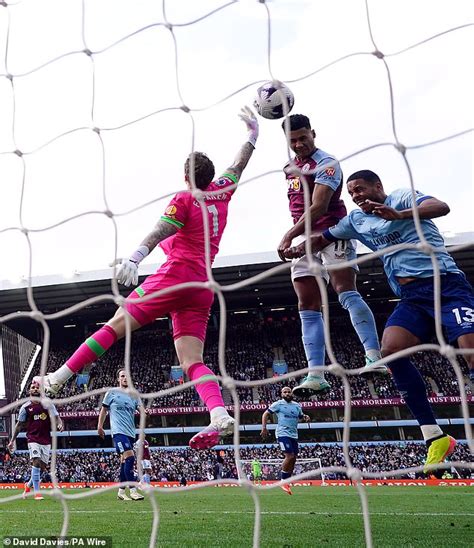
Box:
[301,163,311,173]
[165,205,177,216]
[325,167,335,177]
[214,178,228,187]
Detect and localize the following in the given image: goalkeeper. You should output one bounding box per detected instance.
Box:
[251,458,262,484]
[36,107,259,452]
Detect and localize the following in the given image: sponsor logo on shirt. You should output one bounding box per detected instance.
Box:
[33,413,48,421]
[325,167,335,176]
[369,229,403,247]
[287,177,301,191]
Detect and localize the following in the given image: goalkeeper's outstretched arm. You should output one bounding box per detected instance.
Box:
[225,106,259,181]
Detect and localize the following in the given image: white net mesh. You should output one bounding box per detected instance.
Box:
[0,1,473,546]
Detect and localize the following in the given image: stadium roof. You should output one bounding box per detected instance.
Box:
[0,233,473,342]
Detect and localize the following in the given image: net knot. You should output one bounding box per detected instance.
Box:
[439,344,455,360]
[165,22,173,31]
[104,209,114,218]
[222,376,235,390]
[347,467,362,481]
[308,261,323,277]
[416,242,432,254]
[83,48,92,57]
[372,50,384,59]
[6,72,13,81]
[328,363,345,377]
[14,149,23,157]
[205,279,220,293]
[30,310,43,322]
[92,127,101,134]
[180,105,190,113]
[114,295,125,307]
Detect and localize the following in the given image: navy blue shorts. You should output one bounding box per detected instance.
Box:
[278,437,299,455]
[113,434,135,455]
[385,273,474,343]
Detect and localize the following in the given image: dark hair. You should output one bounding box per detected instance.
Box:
[347,170,381,184]
[185,152,215,190]
[281,114,312,132]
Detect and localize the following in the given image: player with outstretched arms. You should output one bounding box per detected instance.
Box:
[283,170,474,474]
[7,380,63,500]
[36,107,259,451]
[98,368,144,501]
[277,115,384,399]
[134,436,152,488]
[261,386,310,495]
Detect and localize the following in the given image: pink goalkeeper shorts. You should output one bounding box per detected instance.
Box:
[124,261,214,342]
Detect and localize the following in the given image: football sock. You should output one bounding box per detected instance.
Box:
[32,466,41,492]
[299,310,326,376]
[124,456,136,483]
[143,473,151,484]
[55,325,118,380]
[281,471,291,480]
[338,291,380,353]
[119,462,126,484]
[188,363,225,411]
[389,358,438,428]
[27,471,34,488]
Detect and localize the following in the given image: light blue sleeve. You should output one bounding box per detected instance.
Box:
[298,404,304,417]
[268,401,280,414]
[313,157,342,191]
[392,188,432,210]
[102,391,113,408]
[18,403,28,422]
[324,215,359,241]
[51,404,59,417]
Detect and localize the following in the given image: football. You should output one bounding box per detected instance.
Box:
[253,81,295,119]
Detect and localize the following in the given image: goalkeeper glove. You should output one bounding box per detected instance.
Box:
[238,106,259,147]
[116,245,149,287]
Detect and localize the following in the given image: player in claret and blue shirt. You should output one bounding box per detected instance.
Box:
[277,115,384,400]
[283,169,474,475]
[8,379,63,500]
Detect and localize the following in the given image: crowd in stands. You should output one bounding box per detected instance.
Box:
[22,313,471,412]
[1,442,472,483]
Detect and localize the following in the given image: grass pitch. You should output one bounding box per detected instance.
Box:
[0,486,472,547]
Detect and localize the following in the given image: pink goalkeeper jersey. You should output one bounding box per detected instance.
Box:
[159,173,238,277]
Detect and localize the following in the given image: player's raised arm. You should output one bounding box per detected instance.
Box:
[224,106,259,181]
[369,196,450,221]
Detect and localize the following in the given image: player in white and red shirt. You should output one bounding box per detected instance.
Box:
[37,107,259,450]
[277,114,384,398]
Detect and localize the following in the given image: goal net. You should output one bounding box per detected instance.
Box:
[0,1,472,547]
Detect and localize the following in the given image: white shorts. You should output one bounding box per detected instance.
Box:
[141,459,152,470]
[28,442,51,464]
[291,237,358,282]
